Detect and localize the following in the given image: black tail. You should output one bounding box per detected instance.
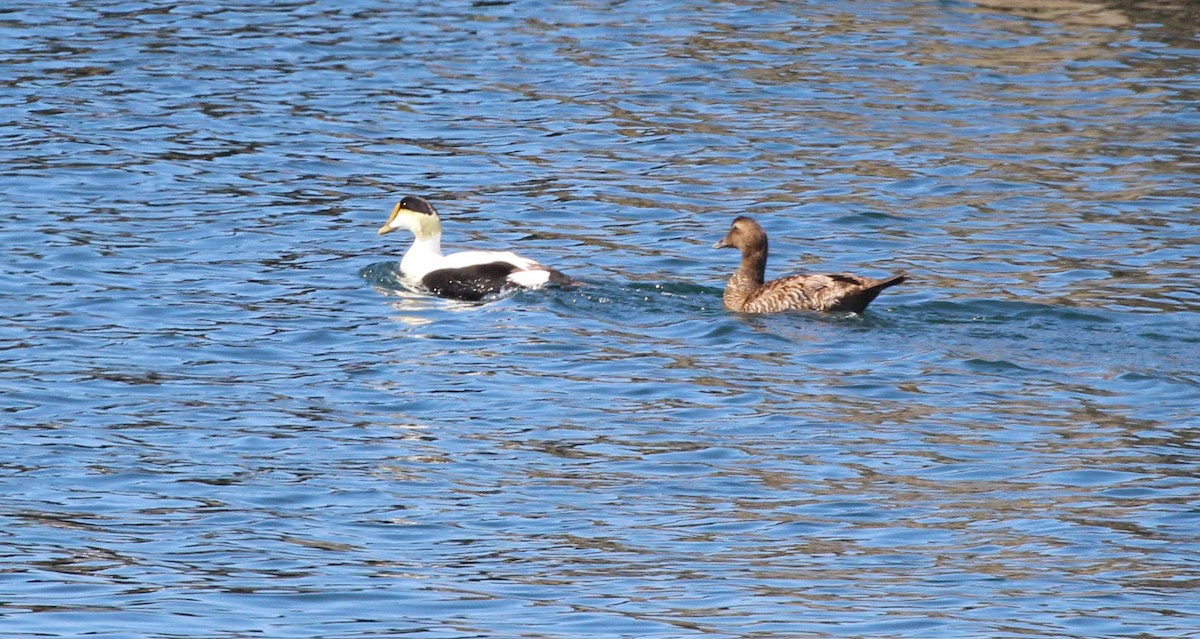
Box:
[873,274,907,291]
[546,267,581,289]
[849,273,907,313]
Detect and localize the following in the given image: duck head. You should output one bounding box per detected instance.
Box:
[378,195,443,239]
[713,216,767,254]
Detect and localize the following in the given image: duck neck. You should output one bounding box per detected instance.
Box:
[400,231,444,278]
[724,246,767,310]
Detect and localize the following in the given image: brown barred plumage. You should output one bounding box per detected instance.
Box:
[713,216,906,314]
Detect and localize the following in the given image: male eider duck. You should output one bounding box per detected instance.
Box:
[377,195,571,301]
[713,216,906,314]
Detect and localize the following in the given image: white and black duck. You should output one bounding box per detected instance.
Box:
[378,196,571,301]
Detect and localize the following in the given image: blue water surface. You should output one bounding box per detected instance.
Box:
[2,1,1199,637]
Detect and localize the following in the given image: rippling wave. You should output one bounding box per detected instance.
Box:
[3,1,1199,637]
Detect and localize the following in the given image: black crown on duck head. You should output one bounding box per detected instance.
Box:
[400,195,438,216]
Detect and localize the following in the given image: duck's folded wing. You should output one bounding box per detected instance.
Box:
[420,262,519,301]
[751,273,900,313]
[444,249,570,289]
[745,275,825,312]
[433,249,569,292]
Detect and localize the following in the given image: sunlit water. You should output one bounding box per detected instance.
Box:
[3,1,1199,637]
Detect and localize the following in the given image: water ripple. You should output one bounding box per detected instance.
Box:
[3,0,1200,637]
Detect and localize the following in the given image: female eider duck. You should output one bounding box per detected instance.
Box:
[378,195,571,301]
[713,216,905,314]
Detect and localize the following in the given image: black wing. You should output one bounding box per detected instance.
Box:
[421,262,519,301]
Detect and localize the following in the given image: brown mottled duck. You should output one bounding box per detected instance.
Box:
[713,216,905,314]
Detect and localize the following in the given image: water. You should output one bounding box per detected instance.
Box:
[3,0,1199,637]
